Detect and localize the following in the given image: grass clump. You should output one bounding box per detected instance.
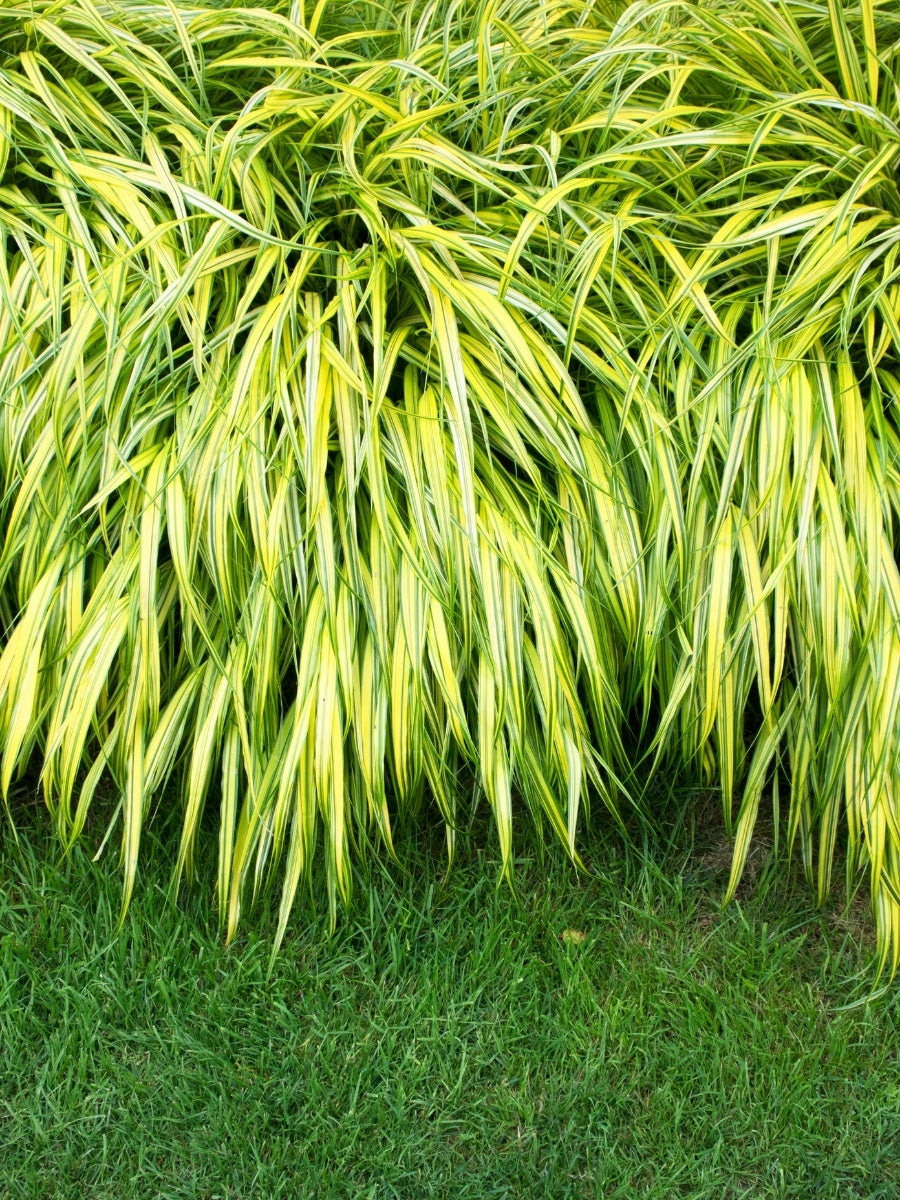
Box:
[0,0,899,977]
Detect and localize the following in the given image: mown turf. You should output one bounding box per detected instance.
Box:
[1,797,897,1199]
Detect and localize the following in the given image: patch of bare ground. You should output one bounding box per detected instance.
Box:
[681,786,879,963]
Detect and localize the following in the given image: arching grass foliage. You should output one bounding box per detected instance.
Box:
[1,0,900,976]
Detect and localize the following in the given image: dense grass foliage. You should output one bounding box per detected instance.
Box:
[0,0,899,972]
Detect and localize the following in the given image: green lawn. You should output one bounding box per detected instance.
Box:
[2,797,897,1199]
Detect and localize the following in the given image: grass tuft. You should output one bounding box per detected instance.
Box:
[0,0,899,979]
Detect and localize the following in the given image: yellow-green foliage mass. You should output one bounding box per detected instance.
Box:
[1,0,899,975]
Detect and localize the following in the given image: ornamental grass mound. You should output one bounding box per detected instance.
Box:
[1,0,899,974]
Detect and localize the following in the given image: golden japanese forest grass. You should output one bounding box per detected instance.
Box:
[1,0,899,976]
